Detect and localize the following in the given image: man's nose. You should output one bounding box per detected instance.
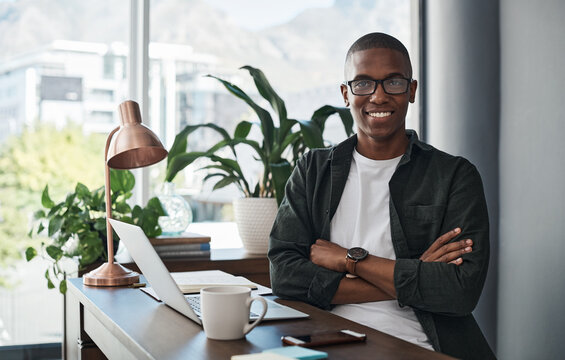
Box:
[369,83,388,103]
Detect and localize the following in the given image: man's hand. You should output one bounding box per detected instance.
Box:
[419,228,473,265]
[310,239,347,272]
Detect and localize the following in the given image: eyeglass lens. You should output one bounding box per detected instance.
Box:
[350,78,409,95]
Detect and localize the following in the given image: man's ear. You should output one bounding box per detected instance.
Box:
[340,83,350,107]
[409,79,418,103]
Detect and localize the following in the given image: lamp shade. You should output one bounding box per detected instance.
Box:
[107,100,168,169]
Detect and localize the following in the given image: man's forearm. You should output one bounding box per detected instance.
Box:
[355,256,397,298]
[331,276,394,304]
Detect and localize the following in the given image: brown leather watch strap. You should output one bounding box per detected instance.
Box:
[345,256,357,275]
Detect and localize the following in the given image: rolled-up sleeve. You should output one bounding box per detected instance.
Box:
[394,160,490,316]
[268,154,343,310]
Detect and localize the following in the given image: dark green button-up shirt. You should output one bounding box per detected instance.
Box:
[268,130,495,359]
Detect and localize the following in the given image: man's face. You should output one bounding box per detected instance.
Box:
[341,48,417,149]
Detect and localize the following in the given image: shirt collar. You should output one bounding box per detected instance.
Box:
[330,129,431,163]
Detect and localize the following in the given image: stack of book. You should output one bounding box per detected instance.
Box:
[149,232,211,259]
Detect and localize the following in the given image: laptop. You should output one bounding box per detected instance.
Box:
[109,218,309,325]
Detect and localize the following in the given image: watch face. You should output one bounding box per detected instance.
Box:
[347,247,368,261]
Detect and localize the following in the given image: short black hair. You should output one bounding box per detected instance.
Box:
[345,32,412,77]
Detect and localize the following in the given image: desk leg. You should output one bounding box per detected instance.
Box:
[64,290,106,360]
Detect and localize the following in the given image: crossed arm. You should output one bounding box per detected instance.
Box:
[269,152,489,314]
[310,228,474,304]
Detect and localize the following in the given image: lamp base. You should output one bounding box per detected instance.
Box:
[83,262,139,287]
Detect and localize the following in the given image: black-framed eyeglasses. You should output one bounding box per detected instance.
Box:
[343,77,412,96]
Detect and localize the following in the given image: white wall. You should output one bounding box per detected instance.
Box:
[427,0,565,358]
[426,0,500,350]
[498,0,565,358]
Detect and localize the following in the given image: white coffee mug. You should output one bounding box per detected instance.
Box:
[200,286,268,340]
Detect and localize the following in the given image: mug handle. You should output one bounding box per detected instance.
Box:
[243,296,268,335]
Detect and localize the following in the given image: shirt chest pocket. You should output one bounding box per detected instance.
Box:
[402,205,445,256]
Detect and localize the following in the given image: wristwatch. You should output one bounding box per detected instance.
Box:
[345,247,368,276]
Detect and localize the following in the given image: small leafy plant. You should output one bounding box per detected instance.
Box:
[26,169,165,293]
[165,65,354,205]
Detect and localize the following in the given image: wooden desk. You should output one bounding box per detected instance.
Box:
[64,276,454,360]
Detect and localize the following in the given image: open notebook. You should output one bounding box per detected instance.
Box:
[141,270,271,300]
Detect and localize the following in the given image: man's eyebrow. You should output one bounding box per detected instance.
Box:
[352,72,406,80]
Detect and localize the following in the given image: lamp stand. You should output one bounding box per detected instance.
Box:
[83,127,139,287]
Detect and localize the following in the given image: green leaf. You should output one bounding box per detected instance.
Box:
[75,183,91,200]
[78,231,105,265]
[274,132,301,161]
[139,207,162,237]
[241,65,290,144]
[271,160,293,206]
[110,169,135,193]
[252,182,261,197]
[90,187,105,209]
[33,210,46,220]
[59,279,67,294]
[114,201,131,214]
[46,245,64,261]
[94,218,106,231]
[64,193,76,207]
[203,172,228,181]
[131,205,143,223]
[25,247,37,261]
[166,123,237,182]
[41,185,55,208]
[209,156,242,175]
[166,151,206,183]
[204,139,233,157]
[212,176,239,191]
[47,203,64,217]
[167,125,209,165]
[48,215,64,237]
[206,74,274,155]
[146,197,166,217]
[311,105,355,138]
[234,120,252,138]
[296,119,324,149]
[45,270,55,289]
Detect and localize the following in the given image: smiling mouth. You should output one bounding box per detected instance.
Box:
[367,111,392,118]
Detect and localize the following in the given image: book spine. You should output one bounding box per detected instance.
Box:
[153,243,211,252]
[157,250,211,259]
[148,233,211,245]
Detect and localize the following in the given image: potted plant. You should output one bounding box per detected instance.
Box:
[25,169,165,293]
[166,66,354,253]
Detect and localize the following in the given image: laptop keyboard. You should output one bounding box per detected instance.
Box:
[186,295,260,318]
[186,296,202,314]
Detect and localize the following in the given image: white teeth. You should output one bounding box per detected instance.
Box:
[368,112,391,118]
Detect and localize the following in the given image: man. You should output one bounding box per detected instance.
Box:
[268,33,495,359]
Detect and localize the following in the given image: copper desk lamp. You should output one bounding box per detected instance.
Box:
[83,100,168,286]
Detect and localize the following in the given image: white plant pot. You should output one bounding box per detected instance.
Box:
[233,197,278,254]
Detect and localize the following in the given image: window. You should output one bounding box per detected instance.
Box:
[0,0,414,353]
[0,0,128,352]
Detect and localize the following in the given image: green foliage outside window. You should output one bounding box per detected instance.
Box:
[0,123,105,286]
[26,169,165,293]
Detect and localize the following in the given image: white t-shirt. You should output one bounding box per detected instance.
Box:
[330,149,433,350]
